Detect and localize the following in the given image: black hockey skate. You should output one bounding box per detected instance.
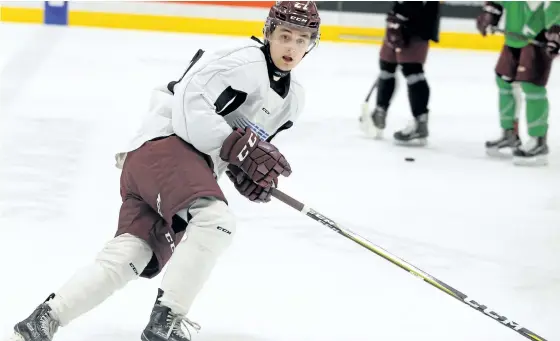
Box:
[359,106,387,139]
[393,114,428,146]
[141,290,200,341]
[485,128,521,158]
[9,294,60,341]
[513,136,548,166]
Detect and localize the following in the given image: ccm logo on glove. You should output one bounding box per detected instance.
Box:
[220,127,291,187]
[237,130,258,162]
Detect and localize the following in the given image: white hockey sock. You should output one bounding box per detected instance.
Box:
[47,233,153,326]
[159,198,236,315]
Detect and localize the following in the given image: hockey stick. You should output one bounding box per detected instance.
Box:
[361,78,378,118]
[363,78,379,104]
[360,78,378,126]
[271,188,548,341]
[490,27,546,47]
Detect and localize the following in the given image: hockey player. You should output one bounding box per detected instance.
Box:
[360,1,440,145]
[6,2,320,341]
[477,1,558,165]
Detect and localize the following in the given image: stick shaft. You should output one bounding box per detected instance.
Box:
[364,78,378,103]
[270,188,547,341]
[492,27,545,47]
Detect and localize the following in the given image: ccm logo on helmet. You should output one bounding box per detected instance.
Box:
[290,15,308,23]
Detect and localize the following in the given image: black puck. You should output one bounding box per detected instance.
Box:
[405,157,415,162]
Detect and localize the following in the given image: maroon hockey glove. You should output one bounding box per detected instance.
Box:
[545,25,560,57]
[476,2,503,37]
[225,164,276,203]
[385,13,409,49]
[220,127,291,187]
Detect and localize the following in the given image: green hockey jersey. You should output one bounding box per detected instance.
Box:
[496,1,546,48]
[544,1,560,28]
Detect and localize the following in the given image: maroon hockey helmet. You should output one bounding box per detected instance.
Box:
[264,1,321,52]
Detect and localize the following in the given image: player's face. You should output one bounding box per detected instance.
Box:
[268,26,312,71]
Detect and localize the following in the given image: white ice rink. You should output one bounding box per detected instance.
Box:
[1,22,559,341]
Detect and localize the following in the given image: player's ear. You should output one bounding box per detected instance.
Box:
[262,24,271,42]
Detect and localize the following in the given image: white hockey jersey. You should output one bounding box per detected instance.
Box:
[115,41,305,177]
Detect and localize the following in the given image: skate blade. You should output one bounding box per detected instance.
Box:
[393,138,427,147]
[5,332,25,341]
[513,154,548,166]
[486,147,513,159]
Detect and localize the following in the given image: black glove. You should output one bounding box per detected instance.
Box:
[476,2,503,36]
[385,13,409,49]
[545,25,560,57]
[225,164,276,203]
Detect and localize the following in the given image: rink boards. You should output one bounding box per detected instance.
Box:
[0,1,505,51]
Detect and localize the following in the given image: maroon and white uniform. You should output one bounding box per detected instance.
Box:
[7,3,321,341]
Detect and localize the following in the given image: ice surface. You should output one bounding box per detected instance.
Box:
[1,23,559,341]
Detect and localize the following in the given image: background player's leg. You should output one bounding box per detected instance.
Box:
[485,75,522,157]
[485,45,522,158]
[392,39,430,146]
[360,42,397,139]
[521,82,548,137]
[512,82,549,165]
[512,44,553,166]
[371,60,398,134]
